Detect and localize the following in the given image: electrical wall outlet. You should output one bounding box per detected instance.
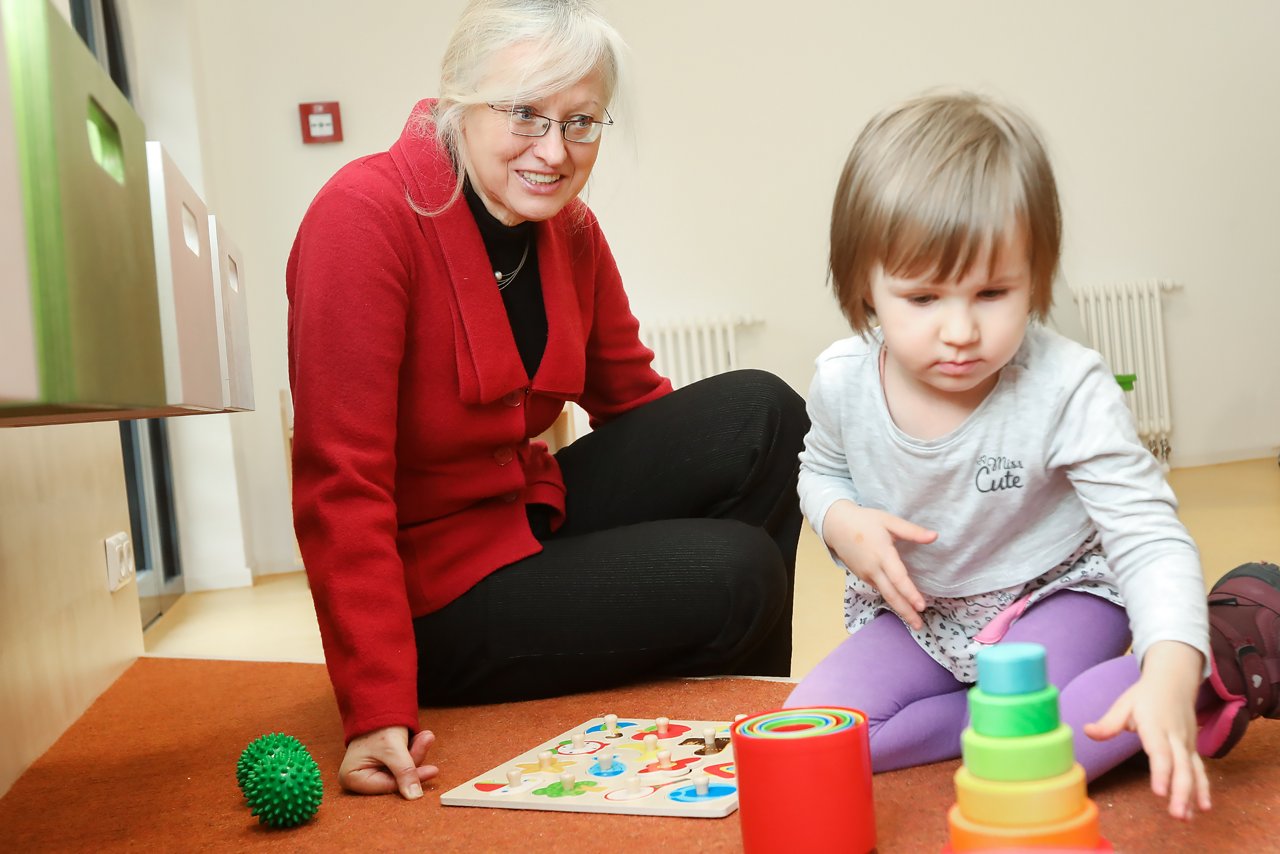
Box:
[104,532,135,593]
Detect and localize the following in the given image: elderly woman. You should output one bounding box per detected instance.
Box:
[286,0,807,800]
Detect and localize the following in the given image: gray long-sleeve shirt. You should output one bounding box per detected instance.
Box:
[799,324,1209,669]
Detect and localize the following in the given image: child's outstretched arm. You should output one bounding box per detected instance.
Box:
[822,499,937,630]
[1083,640,1209,820]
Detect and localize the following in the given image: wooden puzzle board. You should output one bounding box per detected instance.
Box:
[440,715,739,818]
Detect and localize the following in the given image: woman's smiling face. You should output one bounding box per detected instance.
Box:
[460,61,607,226]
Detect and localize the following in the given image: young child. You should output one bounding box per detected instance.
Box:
[786,89,1278,820]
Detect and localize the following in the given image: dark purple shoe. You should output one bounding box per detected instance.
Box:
[1197,562,1280,758]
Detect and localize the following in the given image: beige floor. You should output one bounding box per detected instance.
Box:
[143,572,325,664]
[144,457,1280,679]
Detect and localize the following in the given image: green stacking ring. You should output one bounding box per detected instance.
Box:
[962,723,1073,782]
[969,685,1060,738]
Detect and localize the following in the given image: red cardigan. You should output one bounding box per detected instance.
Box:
[286,101,671,742]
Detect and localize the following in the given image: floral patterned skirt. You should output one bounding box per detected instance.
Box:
[842,534,1124,682]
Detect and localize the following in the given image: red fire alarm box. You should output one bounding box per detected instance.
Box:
[298,102,343,144]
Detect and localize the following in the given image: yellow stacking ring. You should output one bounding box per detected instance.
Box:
[961,723,1073,782]
[954,762,1087,827]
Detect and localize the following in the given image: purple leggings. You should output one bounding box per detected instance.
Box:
[785,591,1142,781]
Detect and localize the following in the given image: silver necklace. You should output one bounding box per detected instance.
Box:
[494,239,531,291]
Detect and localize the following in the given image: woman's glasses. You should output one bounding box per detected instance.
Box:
[488,104,613,144]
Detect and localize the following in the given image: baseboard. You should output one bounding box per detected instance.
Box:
[182,564,253,593]
[254,560,304,577]
[1170,448,1279,470]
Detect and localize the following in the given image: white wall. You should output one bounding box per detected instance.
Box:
[594,0,1280,467]
[142,0,1278,575]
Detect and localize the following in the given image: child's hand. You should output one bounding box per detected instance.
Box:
[822,500,937,629]
[1083,641,1209,820]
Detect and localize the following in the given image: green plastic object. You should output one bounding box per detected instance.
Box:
[962,722,1074,782]
[236,733,307,794]
[1114,374,1137,392]
[968,684,1060,738]
[0,0,165,414]
[243,746,323,829]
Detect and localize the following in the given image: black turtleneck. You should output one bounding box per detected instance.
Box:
[463,181,548,379]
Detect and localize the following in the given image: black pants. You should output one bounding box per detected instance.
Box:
[413,369,809,706]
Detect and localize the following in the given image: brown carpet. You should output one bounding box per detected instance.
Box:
[0,658,1274,853]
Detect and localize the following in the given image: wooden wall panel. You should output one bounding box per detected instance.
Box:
[0,422,142,796]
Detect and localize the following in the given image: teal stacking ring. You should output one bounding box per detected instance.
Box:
[976,643,1047,695]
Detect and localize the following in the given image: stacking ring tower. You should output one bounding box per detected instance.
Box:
[943,643,1112,852]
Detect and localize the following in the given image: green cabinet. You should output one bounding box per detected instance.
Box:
[0,0,167,419]
[1,0,255,426]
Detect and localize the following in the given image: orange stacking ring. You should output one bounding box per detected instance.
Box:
[941,841,1113,853]
[947,799,1100,850]
[953,763,1086,827]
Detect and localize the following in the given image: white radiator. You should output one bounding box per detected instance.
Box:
[642,315,762,389]
[1071,280,1176,463]
[562,315,761,443]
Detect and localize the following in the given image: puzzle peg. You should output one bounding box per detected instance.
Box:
[506,769,523,789]
[599,750,614,772]
[605,713,618,736]
[703,727,716,750]
[627,775,641,794]
[560,771,575,790]
[658,749,674,769]
[572,732,585,749]
[657,716,670,736]
[644,734,659,755]
[695,774,710,796]
[538,750,554,771]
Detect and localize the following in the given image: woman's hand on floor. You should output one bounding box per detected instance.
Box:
[339,726,439,798]
[1083,640,1210,820]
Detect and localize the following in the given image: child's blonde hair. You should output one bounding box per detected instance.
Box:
[829,90,1061,333]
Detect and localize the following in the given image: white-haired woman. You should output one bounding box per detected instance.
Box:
[287,0,807,799]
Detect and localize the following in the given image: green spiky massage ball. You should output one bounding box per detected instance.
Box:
[236,733,307,794]
[243,747,324,828]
